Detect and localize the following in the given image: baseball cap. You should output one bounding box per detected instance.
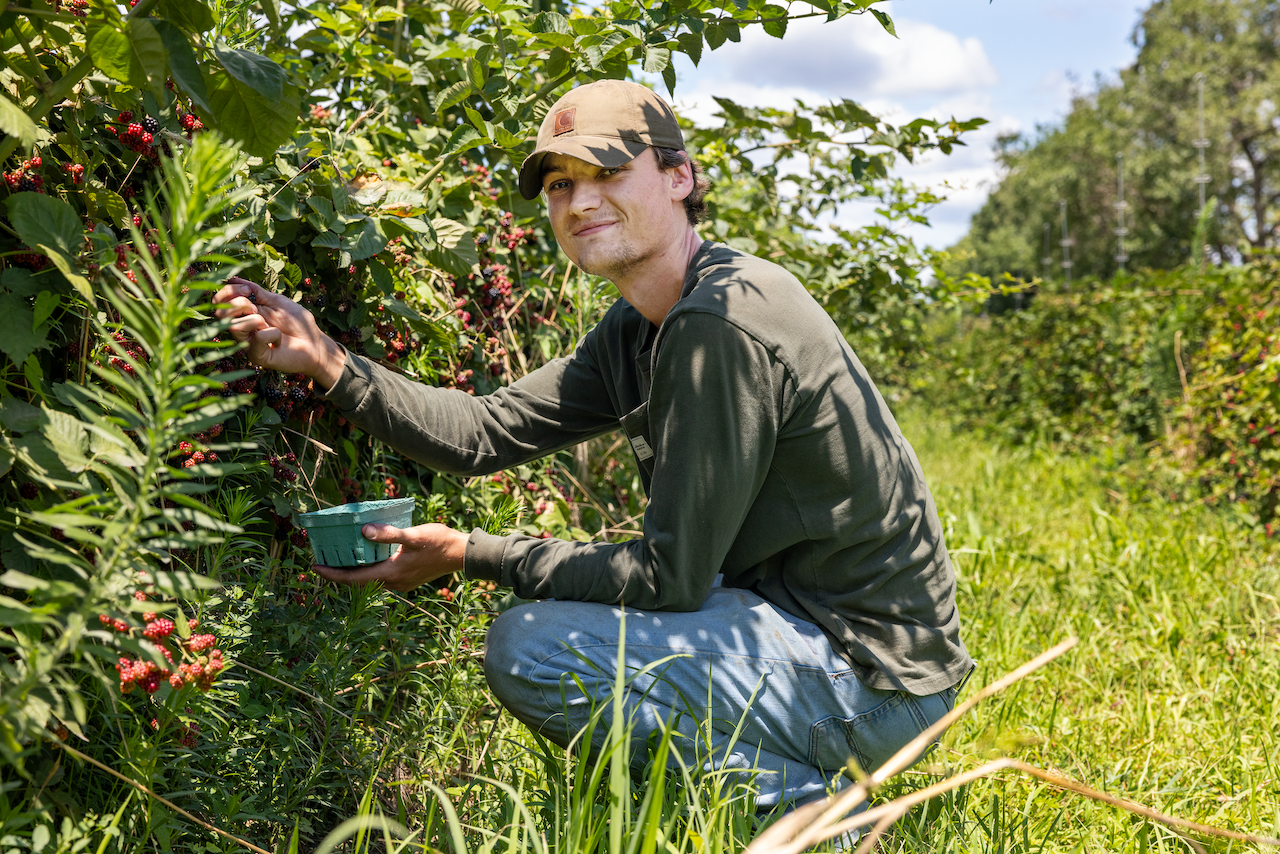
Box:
[518,80,686,200]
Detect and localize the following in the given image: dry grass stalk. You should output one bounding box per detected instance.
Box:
[745,635,1280,854]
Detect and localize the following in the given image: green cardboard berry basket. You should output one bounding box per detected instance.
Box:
[296,498,415,567]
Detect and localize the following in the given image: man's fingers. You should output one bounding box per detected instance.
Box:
[362,523,407,543]
[314,562,390,586]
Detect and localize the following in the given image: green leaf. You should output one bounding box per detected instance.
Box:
[0,293,48,367]
[88,13,168,97]
[705,22,726,50]
[675,32,702,66]
[86,184,128,229]
[31,292,58,330]
[0,92,37,149]
[533,11,570,34]
[643,46,670,74]
[0,438,12,478]
[40,247,93,303]
[870,8,896,37]
[157,0,215,32]
[0,398,42,433]
[312,231,341,249]
[438,125,485,162]
[762,4,788,38]
[341,219,388,262]
[544,47,572,79]
[5,193,81,257]
[206,73,301,158]
[426,218,479,276]
[214,42,285,103]
[435,80,473,115]
[154,21,212,116]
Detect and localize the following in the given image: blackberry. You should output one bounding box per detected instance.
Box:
[264,386,284,403]
[143,116,159,134]
[288,386,307,403]
[17,177,37,192]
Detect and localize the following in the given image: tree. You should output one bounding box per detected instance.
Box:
[943,0,1280,285]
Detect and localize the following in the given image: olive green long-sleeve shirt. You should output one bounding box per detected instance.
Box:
[321,242,971,694]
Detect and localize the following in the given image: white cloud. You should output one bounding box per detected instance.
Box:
[690,16,999,102]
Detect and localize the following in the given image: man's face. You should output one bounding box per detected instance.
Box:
[541,150,690,283]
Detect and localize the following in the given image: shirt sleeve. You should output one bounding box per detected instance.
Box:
[464,311,788,609]
[318,327,620,476]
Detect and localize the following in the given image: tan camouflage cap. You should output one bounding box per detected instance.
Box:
[518,80,685,200]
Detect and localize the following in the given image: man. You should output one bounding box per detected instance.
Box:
[214,79,972,814]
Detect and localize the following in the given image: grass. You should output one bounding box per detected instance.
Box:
[15,409,1280,853]
[308,408,1280,853]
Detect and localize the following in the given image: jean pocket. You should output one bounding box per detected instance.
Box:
[808,691,929,773]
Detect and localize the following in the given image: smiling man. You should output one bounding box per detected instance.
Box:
[214,79,972,819]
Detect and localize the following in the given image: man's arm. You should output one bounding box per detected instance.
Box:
[464,311,787,609]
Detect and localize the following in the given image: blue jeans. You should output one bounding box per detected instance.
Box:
[484,585,959,811]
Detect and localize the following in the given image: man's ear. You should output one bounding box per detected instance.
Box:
[669,160,694,202]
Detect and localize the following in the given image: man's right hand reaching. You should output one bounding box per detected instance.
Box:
[213,277,347,391]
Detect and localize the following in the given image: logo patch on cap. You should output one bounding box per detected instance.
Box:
[553,108,576,137]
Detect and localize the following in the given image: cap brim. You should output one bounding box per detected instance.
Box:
[518,136,651,200]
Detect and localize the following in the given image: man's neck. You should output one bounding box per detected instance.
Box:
[618,228,704,326]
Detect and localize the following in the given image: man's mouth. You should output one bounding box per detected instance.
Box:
[574,221,615,237]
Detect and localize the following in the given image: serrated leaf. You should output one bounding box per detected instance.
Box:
[426,218,478,276]
[435,79,473,115]
[675,32,702,66]
[533,10,570,34]
[438,124,485,162]
[41,407,91,474]
[312,231,341,249]
[544,47,571,79]
[5,193,81,257]
[870,8,896,37]
[39,246,93,302]
[88,13,168,97]
[154,21,212,115]
[0,293,49,367]
[761,4,787,38]
[86,185,128,228]
[643,46,670,74]
[705,22,726,50]
[0,92,37,149]
[157,0,215,32]
[341,218,387,261]
[214,42,285,102]
[206,73,301,158]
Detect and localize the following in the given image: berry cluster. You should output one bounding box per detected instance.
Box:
[5,156,45,193]
[63,161,86,184]
[105,111,162,158]
[102,609,225,693]
[268,451,299,482]
[178,110,205,138]
[54,0,89,16]
[105,330,150,376]
[309,103,333,123]
[260,372,315,419]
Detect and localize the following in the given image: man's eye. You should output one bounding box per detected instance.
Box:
[600,167,620,177]
[546,179,570,192]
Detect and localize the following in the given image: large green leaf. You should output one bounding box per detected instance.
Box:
[214,42,286,102]
[5,193,81,257]
[0,92,37,149]
[157,0,215,32]
[88,13,168,97]
[154,21,212,116]
[40,408,91,474]
[341,218,388,262]
[0,294,49,368]
[0,398,43,433]
[206,74,300,158]
[426,218,478,277]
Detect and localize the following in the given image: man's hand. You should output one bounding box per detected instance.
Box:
[212,277,346,390]
[313,523,469,592]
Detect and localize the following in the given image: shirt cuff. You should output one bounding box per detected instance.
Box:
[315,346,372,412]
[464,528,506,583]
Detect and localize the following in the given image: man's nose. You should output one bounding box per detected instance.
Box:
[568,180,601,217]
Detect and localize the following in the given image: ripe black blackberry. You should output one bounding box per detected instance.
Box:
[288,386,307,403]
[264,386,284,403]
[17,176,38,192]
[143,116,159,134]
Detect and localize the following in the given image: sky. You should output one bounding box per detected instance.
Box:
[662,0,1149,250]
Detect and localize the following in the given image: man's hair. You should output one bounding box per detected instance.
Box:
[653,147,711,226]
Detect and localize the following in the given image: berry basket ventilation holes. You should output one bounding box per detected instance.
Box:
[296,498,415,567]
